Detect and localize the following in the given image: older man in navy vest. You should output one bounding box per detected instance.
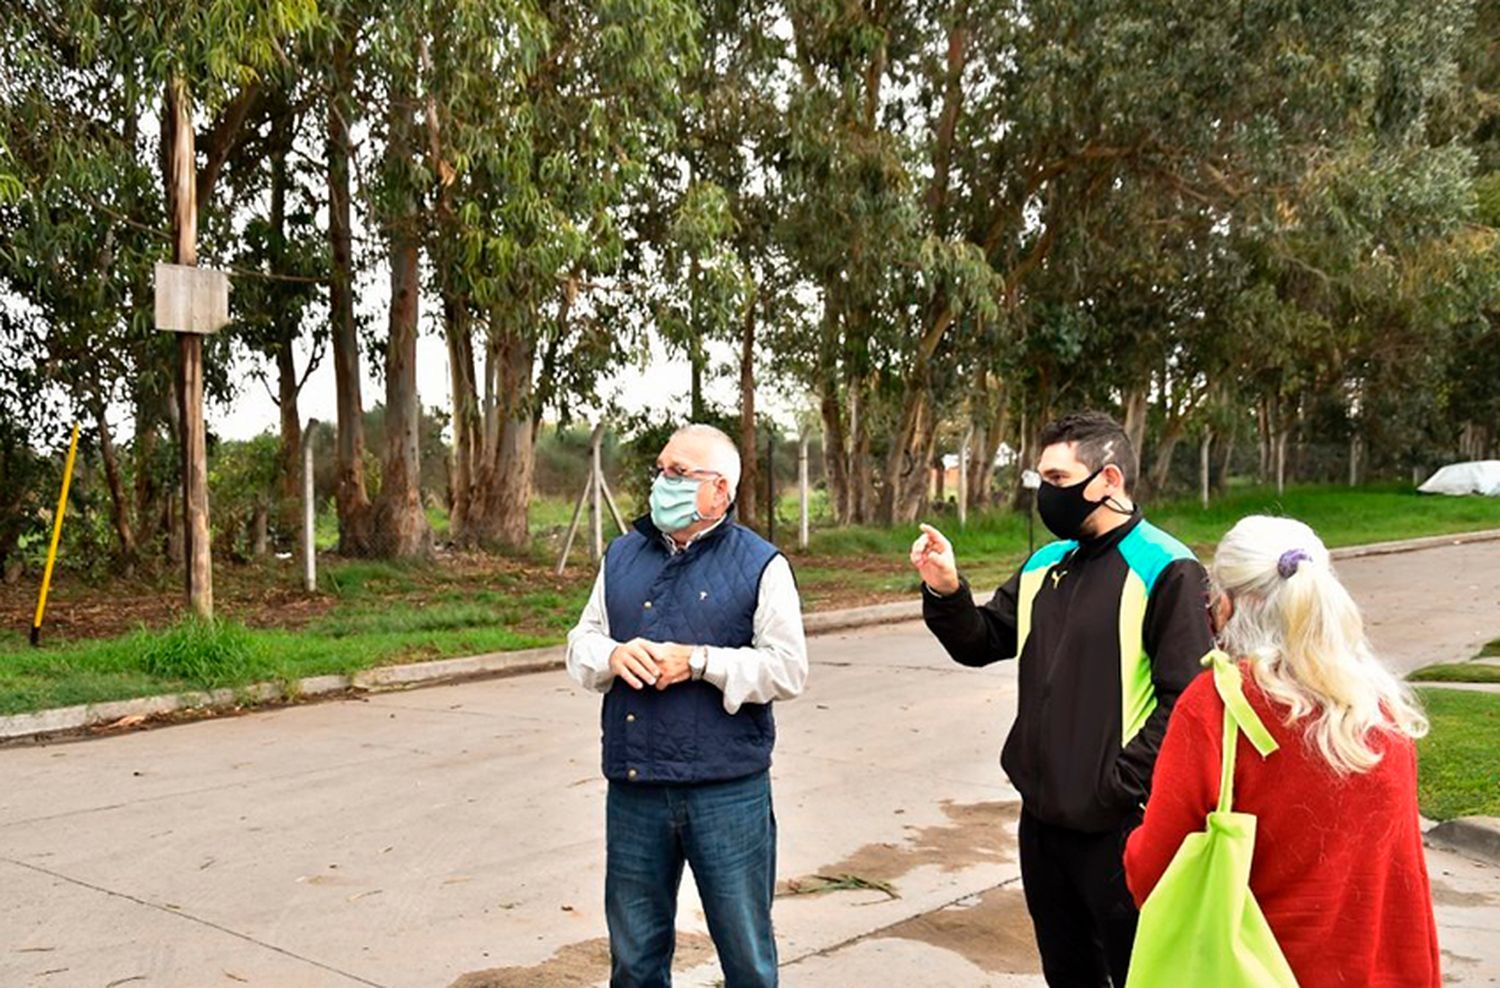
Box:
[567,424,808,988]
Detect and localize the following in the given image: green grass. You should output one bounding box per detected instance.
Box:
[0,614,564,713]
[0,584,586,716]
[1408,639,1500,683]
[1409,664,1500,684]
[803,483,1500,563]
[1415,688,1500,821]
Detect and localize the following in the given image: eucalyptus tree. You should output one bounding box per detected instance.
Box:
[419,0,699,550]
[221,71,330,524]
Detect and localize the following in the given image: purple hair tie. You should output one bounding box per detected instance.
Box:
[1277,549,1312,579]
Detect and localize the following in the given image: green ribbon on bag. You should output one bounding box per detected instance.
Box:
[1125,650,1299,988]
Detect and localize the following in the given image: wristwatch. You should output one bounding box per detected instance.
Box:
[689,645,708,680]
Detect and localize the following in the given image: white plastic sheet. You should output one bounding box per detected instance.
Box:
[1418,460,1500,496]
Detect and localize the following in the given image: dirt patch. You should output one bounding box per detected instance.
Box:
[875,884,1042,975]
[778,800,1020,897]
[2,551,593,643]
[4,545,930,646]
[1429,877,1496,908]
[0,559,338,641]
[449,933,715,988]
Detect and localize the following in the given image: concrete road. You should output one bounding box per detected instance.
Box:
[1338,539,1500,676]
[2,542,1498,988]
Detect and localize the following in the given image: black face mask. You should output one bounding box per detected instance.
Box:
[1036,467,1108,541]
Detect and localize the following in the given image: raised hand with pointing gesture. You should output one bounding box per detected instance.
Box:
[910,523,961,596]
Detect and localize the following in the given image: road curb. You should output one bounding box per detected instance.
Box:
[1326,527,1500,561]
[802,600,922,634]
[0,645,569,743]
[1425,816,1500,867]
[5,526,1498,743]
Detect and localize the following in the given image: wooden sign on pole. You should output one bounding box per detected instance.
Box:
[154,262,231,335]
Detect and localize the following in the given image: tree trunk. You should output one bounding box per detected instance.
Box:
[132,394,162,559]
[737,296,760,530]
[850,379,875,524]
[816,295,852,525]
[1011,403,1046,510]
[371,150,433,560]
[276,341,302,507]
[1217,426,1236,491]
[969,392,1008,507]
[1257,399,1271,485]
[879,376,929,525]
[688,247,705,420]
[95,399,138,572]
[819,382,850,526]
[250,501,269,558]
[166,492,183,565]
[328,20,373,555]
[1122,386,1149,459]
[444,291,478,543]
[469,313,536,550]
[271,135,302,524]
[1275,426,1289,496]
[1148,417,1188,495]
[898,407,939,523]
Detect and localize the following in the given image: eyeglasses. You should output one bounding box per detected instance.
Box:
[651,464,722,483]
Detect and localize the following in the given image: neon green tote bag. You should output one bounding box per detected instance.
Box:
[1125,651,1299,988]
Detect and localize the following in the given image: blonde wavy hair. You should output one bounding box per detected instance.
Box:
[1211,515,1427,775]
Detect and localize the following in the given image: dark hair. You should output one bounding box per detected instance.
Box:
[1037,411,1138,491]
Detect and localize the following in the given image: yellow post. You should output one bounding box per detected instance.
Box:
[31,423,81,646]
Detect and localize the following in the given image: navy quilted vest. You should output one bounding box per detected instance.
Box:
[601,515,781,784]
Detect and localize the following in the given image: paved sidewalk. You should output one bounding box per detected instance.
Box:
[2,540,1497,987]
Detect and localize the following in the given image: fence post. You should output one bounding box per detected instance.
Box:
[303,419,317,592]
[958,426,972,529]
[589,423,604,562]
[1200,428,1212,509]
[798,435,809,551]
[766,435,775,544]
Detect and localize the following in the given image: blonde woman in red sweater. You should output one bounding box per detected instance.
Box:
[1123,515,1440,987]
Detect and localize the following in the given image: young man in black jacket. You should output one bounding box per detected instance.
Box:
[911,411,1214,988]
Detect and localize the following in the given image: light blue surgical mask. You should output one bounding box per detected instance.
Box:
[650,474,709,533]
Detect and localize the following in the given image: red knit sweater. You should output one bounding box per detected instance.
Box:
[1123,666,1441,987]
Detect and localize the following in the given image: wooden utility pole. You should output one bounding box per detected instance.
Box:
[170,78,212,619]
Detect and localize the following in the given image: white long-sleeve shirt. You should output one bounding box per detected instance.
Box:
[565,551,808,715]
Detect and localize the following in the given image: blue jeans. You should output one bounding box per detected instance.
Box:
[605,770,778,988]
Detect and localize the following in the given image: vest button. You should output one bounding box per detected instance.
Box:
[643,601,652,609]
[627,768,639,780]
[626,713,636,723]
